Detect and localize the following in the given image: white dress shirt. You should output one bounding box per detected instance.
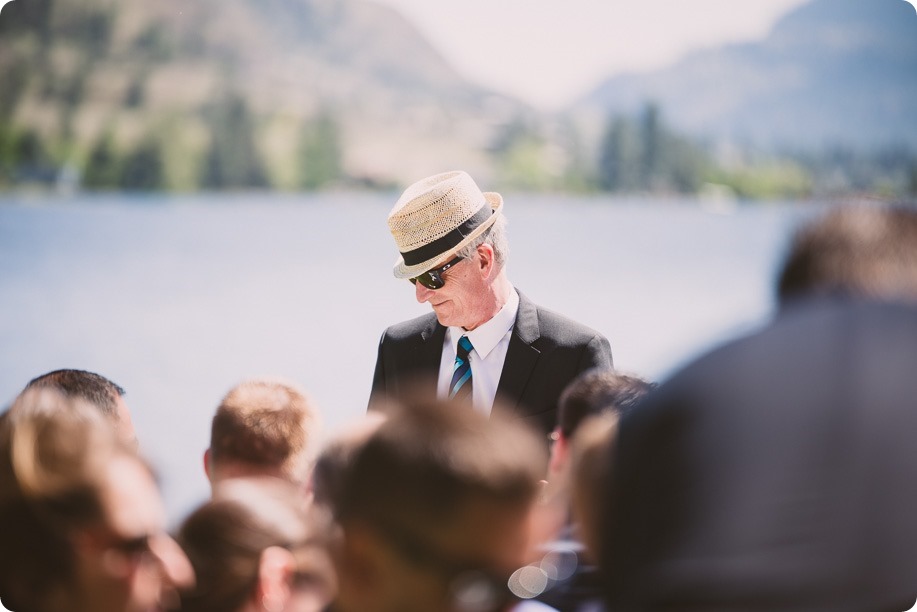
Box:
[437,288,520,416]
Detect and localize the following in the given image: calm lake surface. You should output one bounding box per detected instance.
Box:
[0,192,814,522]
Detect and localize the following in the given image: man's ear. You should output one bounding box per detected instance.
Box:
[203,448,212,480]
[548,429,568,477]
[476,243,495,276]
[256,546,295,612]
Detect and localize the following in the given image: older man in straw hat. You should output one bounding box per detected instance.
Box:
[369,170,612,436]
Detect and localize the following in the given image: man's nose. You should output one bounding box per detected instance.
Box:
[415,281,434,303]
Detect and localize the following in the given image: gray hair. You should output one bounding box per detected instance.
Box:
[454,213,509,270]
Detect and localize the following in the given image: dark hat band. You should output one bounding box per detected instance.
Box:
[400,205,493,267]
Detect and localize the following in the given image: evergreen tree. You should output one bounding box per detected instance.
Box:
[120,139,164,190]
[202,94,267,189]
[639,103,662,189]
[664,134,704,193]
[124,76,145,108]
[598,104,704,194]
[0,122,15,183]
[491,117,554,191]
[598,117,641,192]
[556,120,592,192]
[16,129,48,168]
[0,64,28,120]
[298,112,342,190]
[83,131,120,189]
[0,0,55,43]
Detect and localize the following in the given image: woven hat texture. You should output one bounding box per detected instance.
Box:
[388,171,503,279]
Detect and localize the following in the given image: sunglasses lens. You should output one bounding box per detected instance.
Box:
[409,274,442,290]
[418,274,443,290]
[408,257,460,290]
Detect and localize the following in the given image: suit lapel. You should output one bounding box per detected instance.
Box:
[415,315,445,395]
[419,316,445,361]
[495,290,541,412]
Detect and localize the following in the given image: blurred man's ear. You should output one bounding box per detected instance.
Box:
[203,448,212,481]
[548,428,568,476]
[256,546,295,612]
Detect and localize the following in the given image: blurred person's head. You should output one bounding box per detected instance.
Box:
[24,368,136,446]
[0,388,193,612]
[204,378,319,491]
[332,398,546,612]
[777,203,917,305]
[178,477,335,612]
[600,299,917,611]
[568,412,619,562]
[549,368,651,478]
[309,411,387,515]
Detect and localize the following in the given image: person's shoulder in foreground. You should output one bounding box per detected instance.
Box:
[601,298,917,611]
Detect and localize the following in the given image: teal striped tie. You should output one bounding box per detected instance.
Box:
[449,336,474,404]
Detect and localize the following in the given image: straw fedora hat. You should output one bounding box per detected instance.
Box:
[388,171,503,279]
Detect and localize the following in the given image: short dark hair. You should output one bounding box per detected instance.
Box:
[338,398,544,531]
[310,412,386,515]
[24,369,125,420]
[777,203,917,305]
[558,368,653,438]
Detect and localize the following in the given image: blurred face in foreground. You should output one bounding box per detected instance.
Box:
[70,455,194,612]
[345,496,536,612]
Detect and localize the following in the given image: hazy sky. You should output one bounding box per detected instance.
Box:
[370,0,811,109]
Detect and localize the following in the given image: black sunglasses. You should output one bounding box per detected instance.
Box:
[408,256,463,290]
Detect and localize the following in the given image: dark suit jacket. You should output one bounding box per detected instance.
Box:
[369,290,613,436]
[602,298,917,611]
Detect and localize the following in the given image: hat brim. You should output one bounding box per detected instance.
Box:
[392,192,503,279]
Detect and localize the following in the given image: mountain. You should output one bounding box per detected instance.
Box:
[0,0,529,188]
[578,0,917,150]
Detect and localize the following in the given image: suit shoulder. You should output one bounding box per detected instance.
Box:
[533,303,608,344]
[381,312,439,343]
[528,301,614,368]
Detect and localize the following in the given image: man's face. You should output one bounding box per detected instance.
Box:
[413,249,490,330]
[356,497,537,612]
[72,456,194,612]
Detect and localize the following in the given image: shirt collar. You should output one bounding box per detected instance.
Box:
[448,288,519,359]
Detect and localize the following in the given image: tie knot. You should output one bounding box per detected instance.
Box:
[457,335,474,357]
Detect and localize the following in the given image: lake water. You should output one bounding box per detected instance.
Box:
[0,192,814,522]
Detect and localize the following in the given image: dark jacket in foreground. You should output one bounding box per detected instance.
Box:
[602,298,917,612]
[369,290,613,436]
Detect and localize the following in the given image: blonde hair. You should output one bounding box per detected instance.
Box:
[209,378,319,483]
[0,388,140,611]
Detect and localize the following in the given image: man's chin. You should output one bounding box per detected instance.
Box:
[430,305,451,326]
